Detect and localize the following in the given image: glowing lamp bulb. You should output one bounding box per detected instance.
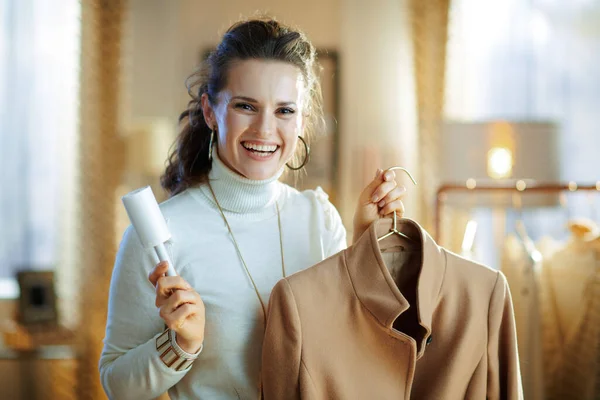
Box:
[487,147,513,179]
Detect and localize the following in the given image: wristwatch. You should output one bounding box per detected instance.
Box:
[156,328,203,371]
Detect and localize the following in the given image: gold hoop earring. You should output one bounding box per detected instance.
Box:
[286,136,310,171]
[208,128,215,161]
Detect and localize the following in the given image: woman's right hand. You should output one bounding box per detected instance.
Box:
[149,262,206,353]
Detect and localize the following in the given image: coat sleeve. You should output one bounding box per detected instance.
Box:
[262,278,302,400]
[487,271,524,400]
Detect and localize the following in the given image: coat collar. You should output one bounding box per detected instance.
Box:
[344,218,446,354]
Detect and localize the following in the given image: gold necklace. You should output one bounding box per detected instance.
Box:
[207,181,286,321]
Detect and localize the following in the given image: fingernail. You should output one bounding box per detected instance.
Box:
[385,172,393,181]
[378,200,385,208]
[375,169,382,178]
[371,194,379,202]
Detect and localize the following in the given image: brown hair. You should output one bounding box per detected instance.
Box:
[161,17,324,196]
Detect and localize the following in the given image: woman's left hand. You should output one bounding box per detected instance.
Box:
[352,168,407,244]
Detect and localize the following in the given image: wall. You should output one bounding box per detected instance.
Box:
[122,0,341,128]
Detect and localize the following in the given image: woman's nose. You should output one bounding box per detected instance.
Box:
[253,111,276,137]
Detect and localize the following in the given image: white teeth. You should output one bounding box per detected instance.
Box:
[242,142,278,153]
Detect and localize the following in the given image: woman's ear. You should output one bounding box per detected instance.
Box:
[200,93,216,129]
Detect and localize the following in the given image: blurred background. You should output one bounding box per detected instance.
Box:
[1,0,600,398]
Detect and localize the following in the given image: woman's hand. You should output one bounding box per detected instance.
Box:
[148,262,206,353]
[352,168,407,244]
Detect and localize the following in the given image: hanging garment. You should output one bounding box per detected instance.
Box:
[501,234,545,400]
[539,234,600,400]
[262,218,523,399]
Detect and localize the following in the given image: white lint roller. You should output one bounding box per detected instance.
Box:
[122,186,177,276]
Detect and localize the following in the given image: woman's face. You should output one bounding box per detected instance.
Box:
[202,59,307,180]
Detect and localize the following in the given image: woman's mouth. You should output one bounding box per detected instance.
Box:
[241,142,280,159]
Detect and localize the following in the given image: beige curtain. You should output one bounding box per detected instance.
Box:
[338,0,420,237]
[76,0,126,398]
[409,0,450,234]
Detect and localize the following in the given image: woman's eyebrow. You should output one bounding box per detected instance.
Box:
[230,95,297,107]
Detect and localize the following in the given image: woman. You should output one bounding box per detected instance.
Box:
[99,18,406,400]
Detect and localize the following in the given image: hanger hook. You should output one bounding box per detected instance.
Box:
[377,166,416,242]
[386,166,417,186]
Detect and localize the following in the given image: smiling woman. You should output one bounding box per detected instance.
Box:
[201,59,308,180]
[161,19,324,195]
[99,17,408,400]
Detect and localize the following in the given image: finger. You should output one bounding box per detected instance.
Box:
[377,185,407,208]
[148,261,169,287]
[162,289,198,312]
[370,180,397,204]
[382,169,395,182]
[156,276,192,298]
[359,169,387,204]
[155,277,192,308]
[380,199,405,217]
[162,304,196,331]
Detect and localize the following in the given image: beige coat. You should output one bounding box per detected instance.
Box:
[262,218,523,399]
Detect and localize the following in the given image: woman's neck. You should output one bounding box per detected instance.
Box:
[202,149,285,214]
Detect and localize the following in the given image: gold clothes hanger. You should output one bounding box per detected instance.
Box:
[377,167,417,243]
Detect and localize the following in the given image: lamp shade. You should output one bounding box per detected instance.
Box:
[440,121,560,207]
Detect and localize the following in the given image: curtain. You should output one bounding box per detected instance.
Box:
[410,0,451,232]
[76,0,126,397]
[0,1,80,296]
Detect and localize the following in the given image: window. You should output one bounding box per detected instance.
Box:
[445,0,600,267]
[0,0,80,298]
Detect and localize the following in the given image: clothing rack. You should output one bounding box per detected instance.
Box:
[434,181,600,242]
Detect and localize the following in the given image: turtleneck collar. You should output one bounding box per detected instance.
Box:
[197,148,285,214]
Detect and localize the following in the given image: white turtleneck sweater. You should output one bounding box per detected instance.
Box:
[99,153,347,400]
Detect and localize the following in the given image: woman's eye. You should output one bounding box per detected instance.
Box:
[279,108,296,115]
[234,103,254,111]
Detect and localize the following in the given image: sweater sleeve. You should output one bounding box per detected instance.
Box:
[99,226,190,400]
[262,278,302,400]
[487,271,524,400]
[325,203,347,258]
[313,187,348,258]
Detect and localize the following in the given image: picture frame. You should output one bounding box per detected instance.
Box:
[291,50,340,205]
[16,270,58,326]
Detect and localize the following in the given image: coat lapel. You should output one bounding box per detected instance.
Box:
[344,218,446,357]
